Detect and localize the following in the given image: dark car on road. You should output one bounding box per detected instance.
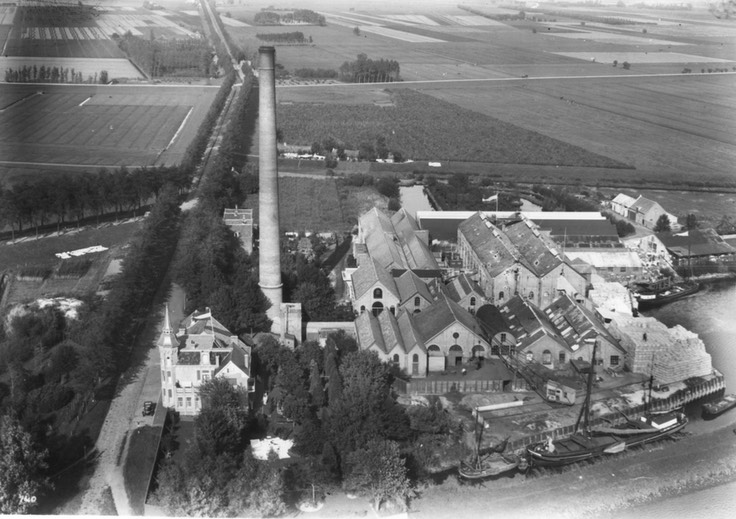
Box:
[142,401,155,416]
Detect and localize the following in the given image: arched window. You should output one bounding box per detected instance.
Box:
[412,354,419,375]
[528,291,534,300]
[499,291,505,300]
[472,345,485,358]
[427,345,442,356]
[414,309,421,314]
[470,296,476,306]
[373,287,383,299]
[542,350,552,365]
[360,305,366,313]
[372,302,383,316]
[392,354,400,365]
[449,344,463,366]
[559,352,566,364]
[414,296,421,307]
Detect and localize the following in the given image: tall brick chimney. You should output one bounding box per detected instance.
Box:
[257,46,283,331]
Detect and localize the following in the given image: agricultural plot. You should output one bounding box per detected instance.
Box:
[0,83,217,167]
[276,88,628,168]
[422,74,736,183]
[278,177,346,232]
[356,25,445,43]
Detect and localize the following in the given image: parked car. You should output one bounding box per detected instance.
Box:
[142,401,155,416]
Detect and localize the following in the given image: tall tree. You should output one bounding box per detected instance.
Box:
[0,415,49,514]
[654,214,671,233]
[344,439,411,512]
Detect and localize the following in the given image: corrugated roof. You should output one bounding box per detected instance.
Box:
[612,193,636,208]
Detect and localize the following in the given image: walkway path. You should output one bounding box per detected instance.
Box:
[77,285,185,515]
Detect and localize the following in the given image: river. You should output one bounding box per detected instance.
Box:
[400,185,434,217]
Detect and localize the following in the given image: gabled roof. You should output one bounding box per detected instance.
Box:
[612,193,636,208]
[214,345,250,377]
[395,270,433,304]
[503,218,561,276]
[411,292,484,343]
[475,304,512,338]
[543,293,621,352]
[458,212,519,277]
[442,273,484,303]
[351,257,400,300]
[629,196,662,215]
[397,311,426,353]
[354,309,405,354]
[499,296,561,349]
[178,310,243,351]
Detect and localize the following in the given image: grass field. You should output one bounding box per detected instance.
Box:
[0,83,218,167]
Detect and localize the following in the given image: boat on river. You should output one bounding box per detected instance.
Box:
[632,278,699,311]
[702,394,736,420]
[459,415,521,479]
[526,344,687,468]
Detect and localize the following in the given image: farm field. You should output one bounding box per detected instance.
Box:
[0,83,218,167]
[277,88,629,168]
[0,56,143,81]
[3,2,204,59]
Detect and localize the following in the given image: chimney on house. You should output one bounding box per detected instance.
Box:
[257,46,283,332]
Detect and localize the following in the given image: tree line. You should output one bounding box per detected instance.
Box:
[254,9,325,26]
[4,65,109,84]
[0,166,188,240]
[338,53,400,83]
[256,31,311,44]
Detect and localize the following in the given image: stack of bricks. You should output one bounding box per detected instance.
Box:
[606,315,712,381]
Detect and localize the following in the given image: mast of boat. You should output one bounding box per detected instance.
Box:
[574,341,597,435]
[647,354,655,412]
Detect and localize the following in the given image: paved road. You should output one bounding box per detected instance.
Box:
[77,285,186,515]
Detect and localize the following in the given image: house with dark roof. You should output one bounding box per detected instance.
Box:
[457,212,587,309]
[158,307,252,416]
[354,293,489,376]
[628,196,679,231]
[659,228,736,266]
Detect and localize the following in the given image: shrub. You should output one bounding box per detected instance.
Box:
[28,383,75,414]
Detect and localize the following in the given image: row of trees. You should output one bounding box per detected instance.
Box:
[4,66,109,84]
[338,53,400,83]
[0,166,189,240]
[294,67,337,79]
[256,31,311,43]
[117,33,216,78]
[254,9,326,25]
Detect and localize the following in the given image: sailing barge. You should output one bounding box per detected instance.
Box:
[631,278,699,311]
[459,414,521,479]
[526,344,687,468]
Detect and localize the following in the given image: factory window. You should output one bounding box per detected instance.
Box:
[528,291,534,300]
[390,306,395,315]
[453,332,460,340]
[412,354,419,375]
[372,302,384,316]
[470,297,476,306]
[167,370,171,381]
[542,350,552,365]
[414,296,421,307]
[500,332,507,344]
[186,397,192,408]
[526,353,534,362]
[559,352,566,364]
[393,354,400,365]
[360,305,366,313]
[610,355,620,366]
[177,397,183,408]
[373,288,383,299]
[499,291,505,300]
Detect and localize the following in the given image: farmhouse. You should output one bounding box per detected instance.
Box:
[611,193,637,217]
[457,212,587,309]
[628,196,679,231]
[158,307,252,416]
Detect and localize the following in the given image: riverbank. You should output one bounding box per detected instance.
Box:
[409,414,736,519]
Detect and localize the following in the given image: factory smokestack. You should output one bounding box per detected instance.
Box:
[258,46,282,330]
